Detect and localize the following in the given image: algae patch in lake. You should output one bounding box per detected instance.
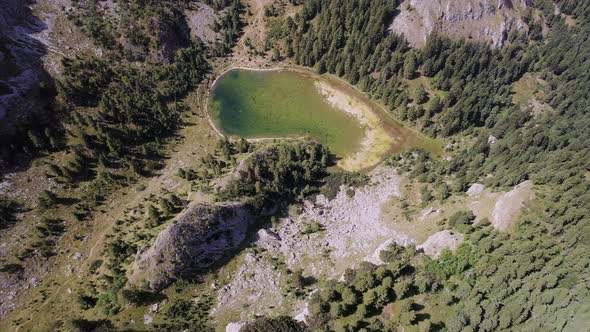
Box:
[209,69,364,157]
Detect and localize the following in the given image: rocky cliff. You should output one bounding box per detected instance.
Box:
[150,7,191,64]
[130,203,254,291]
[0,0,50,134]
[389,0,534,48]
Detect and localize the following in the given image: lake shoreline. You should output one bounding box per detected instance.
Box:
[205,66,439,172]
[314,80,396,171]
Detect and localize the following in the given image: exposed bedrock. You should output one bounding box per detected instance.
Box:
[0,0,51,135]
[130,203,254,291]
[389,0,533,48]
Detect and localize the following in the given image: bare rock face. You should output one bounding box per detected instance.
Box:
[389,0,532,48]
[226,321,247,332]
[418,230,464,258]
[491,180,534,231]
[0,0,50,133]
[467,183,486,196]
[185,3,220,45]
[214,252,284,320]
[130,203,254,290]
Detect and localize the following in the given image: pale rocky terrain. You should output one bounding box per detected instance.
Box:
[491,180,534,231]
[468,180,535,231]
[390,0,533,48]
[131,162,501,328]
[186,3,220,45]
[418,230,464,258]
[205,157,535,328]
[214,171,540,329]
[213,252,288,322]
[214,166,469,327]
[260,167,412,279]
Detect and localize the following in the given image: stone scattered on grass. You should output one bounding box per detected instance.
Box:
[226,321,247,332]
[467,183,485,196]
[143,313,153,325]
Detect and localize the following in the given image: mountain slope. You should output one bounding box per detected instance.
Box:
[389,0,539,48]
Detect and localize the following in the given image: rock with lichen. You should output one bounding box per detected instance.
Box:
[389,0,533,48]
[130,203,254,290]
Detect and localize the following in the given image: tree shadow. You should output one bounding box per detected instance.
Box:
[411,303,426,311]
[70,319,115,332]
[415,313,431,323]
[0,198,23,230]
[58,196,80,206]
[431,321,445,332]
[121,288,168,306]
[302,275,318,287]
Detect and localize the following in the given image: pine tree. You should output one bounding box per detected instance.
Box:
[416,85,429,104]
[38,190,58,209]
[146,205,161,226]
[403,53,417,79]
[28,130,44,150]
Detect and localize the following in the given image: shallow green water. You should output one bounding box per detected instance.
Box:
[209,69,365,156]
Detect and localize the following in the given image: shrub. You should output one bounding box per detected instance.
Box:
[448,210,475,228]
[0,263,24,274]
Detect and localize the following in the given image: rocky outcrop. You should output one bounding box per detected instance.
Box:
[418,230,464,258]
[214,252,284,320]
[467,183,486,196]
[389,0,532,48]
[185,3,220,45]
[257,167,415,278]
[226,321,247,332]
[130,203,254,290]
[468,180,535,231]
[491,180,534,231]
[152,8,191,64]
